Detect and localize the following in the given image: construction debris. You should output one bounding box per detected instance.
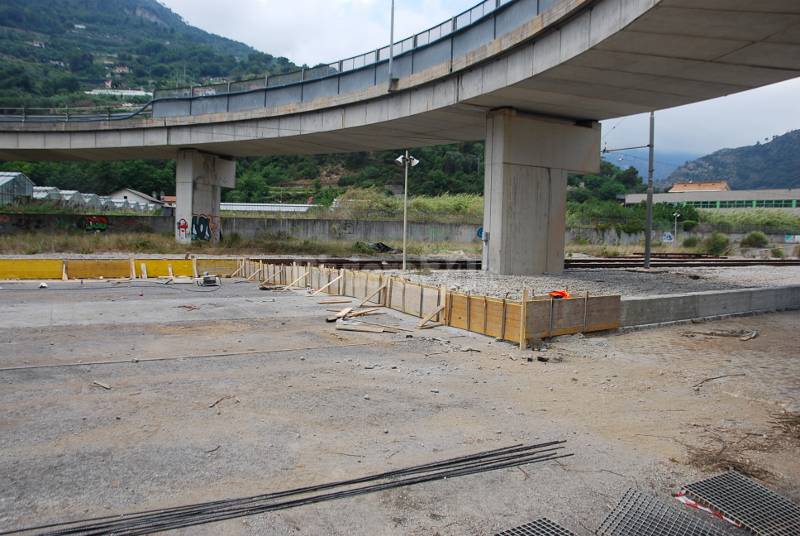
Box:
[336,321,386,334]
[692,373,746,389]
[682,329,759,341]
[92,380,111,390]
[208,395,234,408]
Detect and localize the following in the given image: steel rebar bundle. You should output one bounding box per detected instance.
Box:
[4,441,571,536]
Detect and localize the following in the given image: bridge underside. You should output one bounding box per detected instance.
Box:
[0,0,798,274]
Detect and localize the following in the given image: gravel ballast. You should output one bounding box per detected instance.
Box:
[389,266,800,298]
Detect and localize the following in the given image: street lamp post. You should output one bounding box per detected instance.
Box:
[673,211,681,247]
[395,150,419,272]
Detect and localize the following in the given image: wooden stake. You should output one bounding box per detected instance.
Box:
[283,271,309,290]
[520,288,528,350]
[168,264,174,279]
[583,291,589,332]
[192,257,199,279]
[357,283,388,308]
[129,257,136,280]
[62,261,69,281]
[419,284,424,317]
[326,307,353,322]
[500,295,508,340]
[336,323,385,334]
[140,263,148,279]
[310,274,343,296]
[348,307,382,318]
[229,263,244,278]
[482,295,488,335]
[245,267,263,281]
[466,292,472,331]
[446,291,454,326]
[418,303,446,328]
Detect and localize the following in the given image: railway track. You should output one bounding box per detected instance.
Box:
[247,256,800,270]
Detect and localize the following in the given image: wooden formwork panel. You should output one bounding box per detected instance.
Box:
[526,295,622,339]
[0,259,63,280]
[585,295,622,332]
[422,286,443,321]
[67,259,130,279]
[135,259,194,278]
[197,259,240,277]
[448,293,522,342]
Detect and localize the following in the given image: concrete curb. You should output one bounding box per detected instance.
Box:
[620,285,800,328]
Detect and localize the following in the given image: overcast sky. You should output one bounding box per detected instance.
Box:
[161,0,800,156]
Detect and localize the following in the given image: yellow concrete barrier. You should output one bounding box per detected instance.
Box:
[66,259,131,280]
[0,259,63,280]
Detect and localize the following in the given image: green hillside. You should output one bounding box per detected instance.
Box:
[664,130,800,190]
[0,0,297,107]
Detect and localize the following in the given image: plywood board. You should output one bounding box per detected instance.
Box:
[136,259,194,278]
[196,259,240,277]
[448,292,522,342]
[526,295,622,339]
[0,259,63,280]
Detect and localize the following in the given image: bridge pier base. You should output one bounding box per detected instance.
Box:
[175,149,236,243]
[481,110,600,275]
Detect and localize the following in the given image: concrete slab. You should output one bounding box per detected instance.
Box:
[1,281,798,534]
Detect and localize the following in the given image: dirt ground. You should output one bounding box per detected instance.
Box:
[0,280,798,535]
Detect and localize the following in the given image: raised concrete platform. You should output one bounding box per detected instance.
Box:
[621,285,800,328]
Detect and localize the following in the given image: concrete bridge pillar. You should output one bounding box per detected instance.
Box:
[481,110,600,275]
[175,149,236,243]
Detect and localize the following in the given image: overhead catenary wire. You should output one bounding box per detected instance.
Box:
[5,442,570,536]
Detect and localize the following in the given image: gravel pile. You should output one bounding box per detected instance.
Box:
[389,266,800,298]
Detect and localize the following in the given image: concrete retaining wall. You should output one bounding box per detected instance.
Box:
[222,218,478,242]
[0,213,480,243]
[621,285,800,327]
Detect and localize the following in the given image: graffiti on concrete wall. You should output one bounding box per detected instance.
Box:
[176,218,189,240]
[81,215,109,232]
[191,214,217,241]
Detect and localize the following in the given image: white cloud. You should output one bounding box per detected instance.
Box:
[602,78,800,156]
[161,0,800,156]
[162,0,472,66]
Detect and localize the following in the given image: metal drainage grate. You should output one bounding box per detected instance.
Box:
[495,518,576,536]
[597,488,729,536]
[683,471,800,535]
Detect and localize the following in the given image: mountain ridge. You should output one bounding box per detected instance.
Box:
[663,130,800,190]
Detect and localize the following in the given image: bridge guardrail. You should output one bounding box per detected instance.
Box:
[3,0,562,124]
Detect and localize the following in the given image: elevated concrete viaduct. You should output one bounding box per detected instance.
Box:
[1,0,799,272]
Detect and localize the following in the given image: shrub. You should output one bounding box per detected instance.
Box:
[740,231,769,249]
[682,236,699,248]
[682,220,698,232]
[771,247,785,258]
[702,232,730,256]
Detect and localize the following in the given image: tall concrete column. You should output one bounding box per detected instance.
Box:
[482,109,600,275]
[175,149,236,243]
